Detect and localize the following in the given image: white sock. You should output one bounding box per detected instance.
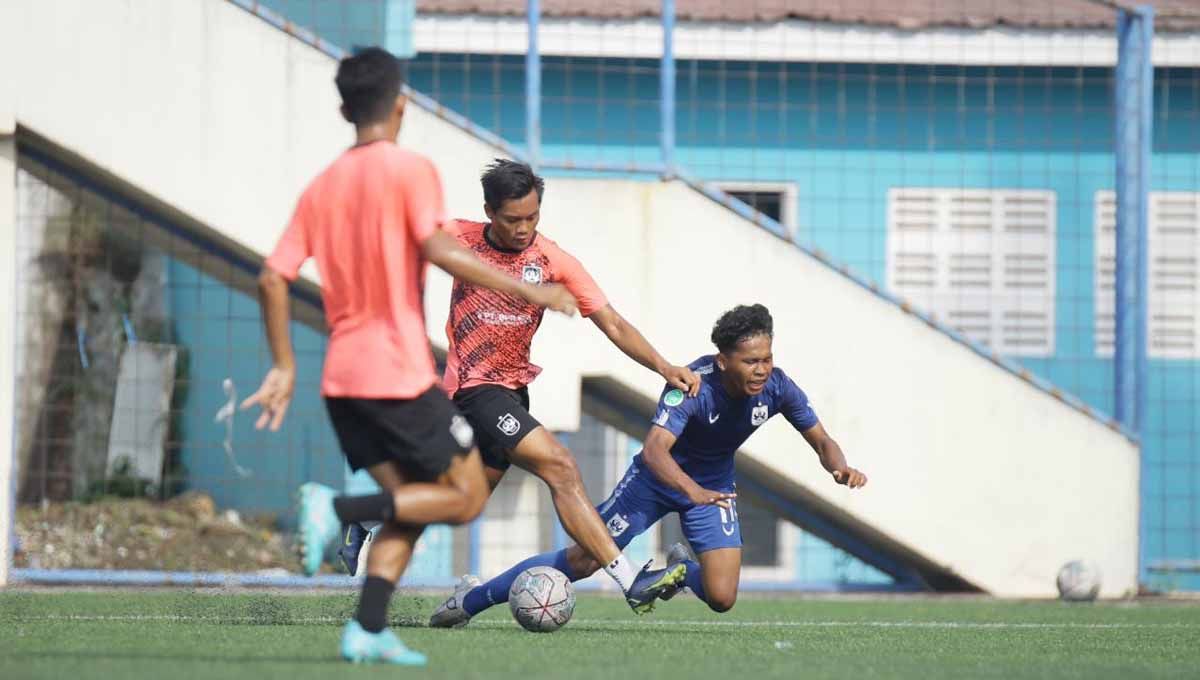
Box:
[602,553,638,593]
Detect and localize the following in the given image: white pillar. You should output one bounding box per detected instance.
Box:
[0,134,15,587]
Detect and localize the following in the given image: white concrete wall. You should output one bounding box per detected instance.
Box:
[0,0,13,136]
[0,0,16,588]
[10,0,1139,596]
[0,136,15,586]
[414,15,1200,67]
[11,0,347,261]
[519,179,1139,598]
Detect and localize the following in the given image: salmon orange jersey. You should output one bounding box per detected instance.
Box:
[443,220,608,395]
[265,141,445,399]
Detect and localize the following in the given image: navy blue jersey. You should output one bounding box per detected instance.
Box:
[637,355,818,497]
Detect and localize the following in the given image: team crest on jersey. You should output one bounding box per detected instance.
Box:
[497,413,522,436]
[606,513,630,537]
[751,404,769,426]
[521,264,543,285]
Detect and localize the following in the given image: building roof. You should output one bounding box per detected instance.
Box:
[417,0,1200,32]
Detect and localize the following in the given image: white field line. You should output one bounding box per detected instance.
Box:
[11,614,1199,630]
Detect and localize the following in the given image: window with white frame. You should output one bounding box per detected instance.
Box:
[886,188,1057,357]
[716,182,798,236]
[1094,191,1200,359]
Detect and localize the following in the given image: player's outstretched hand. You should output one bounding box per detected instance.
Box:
[524,282,578,316]
[662,364,702,397]
[240,366,296,432]
[688,487,737,510]
[832,467,868,489]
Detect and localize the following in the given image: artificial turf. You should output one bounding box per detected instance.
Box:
[2,590,1198,679]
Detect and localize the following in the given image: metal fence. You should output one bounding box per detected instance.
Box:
[9,0,1200,591]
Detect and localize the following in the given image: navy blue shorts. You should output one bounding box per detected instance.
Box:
[595,460,741,555]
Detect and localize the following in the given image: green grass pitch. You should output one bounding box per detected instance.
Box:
[2,590,1198,679]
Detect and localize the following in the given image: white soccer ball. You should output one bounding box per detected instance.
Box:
[508,566,575,632]
[1056,560,1102,601]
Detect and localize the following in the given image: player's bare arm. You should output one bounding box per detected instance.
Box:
[589,304,700,396]
[642,425,736,508]
[801,421,867,488]
[422,230,578,315]
[240,267,296,432]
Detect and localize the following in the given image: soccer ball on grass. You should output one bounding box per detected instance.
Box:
[509,566,575,632]
[1056,560,1101,602]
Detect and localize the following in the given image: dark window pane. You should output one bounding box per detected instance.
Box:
[727,190,783,223]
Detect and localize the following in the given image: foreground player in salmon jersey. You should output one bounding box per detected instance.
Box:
[240,48,575,666]
[431,304,867,623]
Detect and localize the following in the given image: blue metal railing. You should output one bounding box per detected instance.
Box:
[1113,6,1154,437]
[659,0,676,176]
[1113,3,1155,583]
[526,0,542,169]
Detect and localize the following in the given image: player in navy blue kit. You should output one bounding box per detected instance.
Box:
[429,303,867,624]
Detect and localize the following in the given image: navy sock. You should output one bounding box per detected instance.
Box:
[462,548,574,616]
[334,494,394,523]
[682,559,707,603]
[356,576,395,633]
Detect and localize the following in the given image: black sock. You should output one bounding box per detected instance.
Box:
[356,576,396,633]
[333,494,394,523]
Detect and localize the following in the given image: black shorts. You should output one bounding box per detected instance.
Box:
[452,385,540,471]
[325,387,475,481]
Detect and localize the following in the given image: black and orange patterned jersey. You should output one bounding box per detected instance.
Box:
[442,220,608,396]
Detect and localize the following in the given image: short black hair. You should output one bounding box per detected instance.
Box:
[481,159,545,211]
[335,47,403,126]
[711,304,774,353]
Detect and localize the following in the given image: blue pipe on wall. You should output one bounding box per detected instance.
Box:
[526,0,542,168]
[660,0,676,175]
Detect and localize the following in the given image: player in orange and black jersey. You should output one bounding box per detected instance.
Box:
[349,159,701,617]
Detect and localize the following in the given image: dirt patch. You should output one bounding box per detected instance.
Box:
[14,492,301,573]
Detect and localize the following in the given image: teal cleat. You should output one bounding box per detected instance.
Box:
[340,620,428,666]
[296,482,340,577]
